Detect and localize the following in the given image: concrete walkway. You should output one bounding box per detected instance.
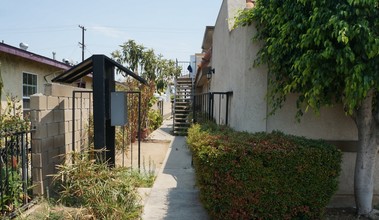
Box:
[142,118,209,220]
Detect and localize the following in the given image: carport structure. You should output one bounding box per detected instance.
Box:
[52,54,147,166]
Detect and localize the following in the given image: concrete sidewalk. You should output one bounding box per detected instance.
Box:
[142,118,209,220]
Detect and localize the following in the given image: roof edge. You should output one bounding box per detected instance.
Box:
[0,42,71,70]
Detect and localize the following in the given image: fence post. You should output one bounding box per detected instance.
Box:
[21,134,27,204]
[226,93,230,125]
[193,95,196,123]
[208,93,214,121]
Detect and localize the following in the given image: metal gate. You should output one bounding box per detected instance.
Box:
[0,129,34,216]
[193,91,233,125]
[71,90,143,169]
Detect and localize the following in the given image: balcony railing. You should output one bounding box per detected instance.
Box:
[193,92,233,125]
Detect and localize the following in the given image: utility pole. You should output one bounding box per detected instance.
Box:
[78,25,86,61]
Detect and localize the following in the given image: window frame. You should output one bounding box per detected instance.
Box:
[22,72,38,110]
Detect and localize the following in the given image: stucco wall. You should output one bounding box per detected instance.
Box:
[0,53,66,105]
[331,152,379,207]
[210,0,364,207]
[267,94,358,141]
[211,0,357,140]
[211,0,268,133]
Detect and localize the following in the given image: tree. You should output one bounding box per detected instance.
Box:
[235,0,379,216]
[112,40,181,92]
[112,40,145,74]
[111,39,182,136]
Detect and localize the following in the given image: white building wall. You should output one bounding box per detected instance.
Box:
[211,0,268,132]
[266,94,357,140]
[211,0,357,140]
[209,0,364,206]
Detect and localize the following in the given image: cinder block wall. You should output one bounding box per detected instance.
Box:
[30,83,92,195]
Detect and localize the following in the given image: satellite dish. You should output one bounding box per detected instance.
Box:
[19,42,29,50]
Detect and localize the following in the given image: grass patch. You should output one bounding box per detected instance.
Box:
[19,149,156,220]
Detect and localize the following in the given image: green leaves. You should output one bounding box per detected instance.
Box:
[112,40,181,92]
[188,123,342,219]
[235,0,379,117]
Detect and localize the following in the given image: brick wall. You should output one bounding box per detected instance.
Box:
[30,83,92,195]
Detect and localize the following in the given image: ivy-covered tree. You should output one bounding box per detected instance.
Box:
[236,0,379,217]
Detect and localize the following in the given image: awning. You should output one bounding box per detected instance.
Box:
[52,54,147,84]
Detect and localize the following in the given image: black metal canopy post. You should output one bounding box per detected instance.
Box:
[105,59,116,166]
[92,55,106,162]
[92,55,116,165]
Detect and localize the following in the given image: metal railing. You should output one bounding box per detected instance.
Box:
[0,130,34,215]
[193,92,233,125]
[157,100,164,117]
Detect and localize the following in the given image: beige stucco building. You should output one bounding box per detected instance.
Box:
[0,43,92,112]
[195,0,378,207]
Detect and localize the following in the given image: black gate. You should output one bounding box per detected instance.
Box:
[0,130,34,216]
[72,90,143,169]
[193,92,233,125]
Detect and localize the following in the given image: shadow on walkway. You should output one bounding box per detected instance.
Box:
[142,120,209,220]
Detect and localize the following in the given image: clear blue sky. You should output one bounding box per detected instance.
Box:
[1,1,221,63]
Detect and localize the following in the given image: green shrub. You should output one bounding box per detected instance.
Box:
[52,149,142,219]
[187,123,342,219]
[148,109,163,131]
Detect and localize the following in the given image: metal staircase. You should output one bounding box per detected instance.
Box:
[173,77,193,135]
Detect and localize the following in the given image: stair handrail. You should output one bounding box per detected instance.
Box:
[173,77,177,132]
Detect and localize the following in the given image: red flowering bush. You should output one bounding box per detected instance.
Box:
[187,123,341,219]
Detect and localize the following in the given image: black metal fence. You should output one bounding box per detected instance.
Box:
[0,130,33,215]
[193,92,233,125]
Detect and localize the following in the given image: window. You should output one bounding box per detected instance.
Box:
[22,72,37,109]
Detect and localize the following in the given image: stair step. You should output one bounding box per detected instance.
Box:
[174,115,188,122]
[176,84,192,87]
[175,106,190,109]
[174,120,190,124]
[175,107,190,110]
[175,115,189,118]
[175,114,189,117]
[174,109,191,112]
[173,125,190,129]
[177,78,192,82]
[174,121,190,124]
[174,126,190,130]
[174,109,190,112]
[174,125,190,128]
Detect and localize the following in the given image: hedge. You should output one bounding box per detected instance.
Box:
[187,123,342,219]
